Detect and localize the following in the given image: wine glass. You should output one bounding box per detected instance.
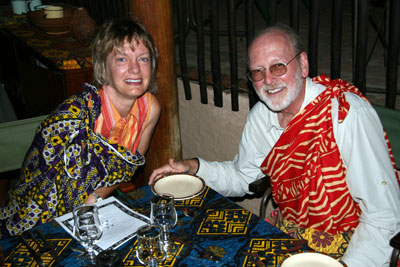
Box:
[136,224,167,267]
[150,193,177,244]
[73,204,103,262]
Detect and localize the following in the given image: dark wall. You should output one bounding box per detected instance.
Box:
[44,0,130,25]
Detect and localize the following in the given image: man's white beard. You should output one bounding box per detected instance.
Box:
[256,68,303,112]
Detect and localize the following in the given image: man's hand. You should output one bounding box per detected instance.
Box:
[148,158,199,184]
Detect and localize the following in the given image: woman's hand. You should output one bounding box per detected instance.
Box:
[84,185,118,204]
[85,193,98,204]
[148,158,199,184]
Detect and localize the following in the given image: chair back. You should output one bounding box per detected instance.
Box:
[374,106,400,168]
[0,115,46,173]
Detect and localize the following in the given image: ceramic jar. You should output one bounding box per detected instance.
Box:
[70,7,96,40]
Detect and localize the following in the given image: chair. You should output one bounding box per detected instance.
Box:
[374,105,400,168]
[0,115,46,205]
[248,175,276,218]
[249,105,400,219]
[390,231,400,267]
[0,113,136,203]
[0,115,46,174]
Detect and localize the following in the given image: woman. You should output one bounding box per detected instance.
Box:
[0,17,161,237]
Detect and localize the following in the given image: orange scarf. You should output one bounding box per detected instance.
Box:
[94,90,151,153]
[261,75,371,235]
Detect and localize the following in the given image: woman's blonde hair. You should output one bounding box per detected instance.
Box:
[92,17,159,93]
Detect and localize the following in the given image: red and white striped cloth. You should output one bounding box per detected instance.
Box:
[261,75,398,235]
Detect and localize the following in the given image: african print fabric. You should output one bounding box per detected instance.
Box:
[266,208,351,259]
[261,75,369,235]
[0,83,145,237]
[94,90,151,153]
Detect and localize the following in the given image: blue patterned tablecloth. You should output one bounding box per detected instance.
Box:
[0,185,311,267]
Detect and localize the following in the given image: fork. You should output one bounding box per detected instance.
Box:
[20,234,46,267]
[29,229,60,264]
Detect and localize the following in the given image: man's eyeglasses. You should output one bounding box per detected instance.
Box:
[247,52,302,82]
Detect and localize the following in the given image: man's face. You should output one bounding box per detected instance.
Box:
[248,31,308,112]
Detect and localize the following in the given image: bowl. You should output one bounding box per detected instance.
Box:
[43,6,64,19]
[27,6,75,34]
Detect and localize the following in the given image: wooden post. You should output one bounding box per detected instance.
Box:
[129,0,182,184]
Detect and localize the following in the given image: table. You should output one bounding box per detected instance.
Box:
[0,5,93,117]
[0,185,311,266]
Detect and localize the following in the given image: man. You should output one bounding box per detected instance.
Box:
[149,24,400,266]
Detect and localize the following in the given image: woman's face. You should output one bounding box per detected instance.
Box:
[105,38,151,101]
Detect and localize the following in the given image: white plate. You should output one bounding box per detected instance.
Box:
[281,253,343,267]
[151,174,206,200]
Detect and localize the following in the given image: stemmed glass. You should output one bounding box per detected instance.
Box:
[136,224,167,267]
[150,193,178,245]
[73,204,103,263]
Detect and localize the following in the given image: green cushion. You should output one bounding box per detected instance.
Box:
[0,115,47,173]
[374,105,400,168]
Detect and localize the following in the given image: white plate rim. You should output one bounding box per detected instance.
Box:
[281,252,343,267]
[151,173,206,200]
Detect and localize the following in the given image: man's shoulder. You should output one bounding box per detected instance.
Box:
[331,91,377,124]
[344,91,372,110]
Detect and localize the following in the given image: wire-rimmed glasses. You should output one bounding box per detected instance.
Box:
[247,51,302,82]
[73,204,103,263]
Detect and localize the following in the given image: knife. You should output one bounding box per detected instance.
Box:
[20,234,46,267]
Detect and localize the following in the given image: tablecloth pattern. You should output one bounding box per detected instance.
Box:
[0,186,312,267]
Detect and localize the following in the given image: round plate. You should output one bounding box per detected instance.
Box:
[151,174,206,200]
[281,253,343,267]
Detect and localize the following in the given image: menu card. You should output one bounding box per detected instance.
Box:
[55,196,150,254]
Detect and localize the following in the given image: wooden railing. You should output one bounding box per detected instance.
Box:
[174,0,400,110]
[47,0,400,110]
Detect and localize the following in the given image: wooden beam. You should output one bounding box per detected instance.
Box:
[130,0,182,184]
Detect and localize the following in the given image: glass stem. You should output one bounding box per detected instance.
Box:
[160,225,169,242]
[86,240,96,260]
